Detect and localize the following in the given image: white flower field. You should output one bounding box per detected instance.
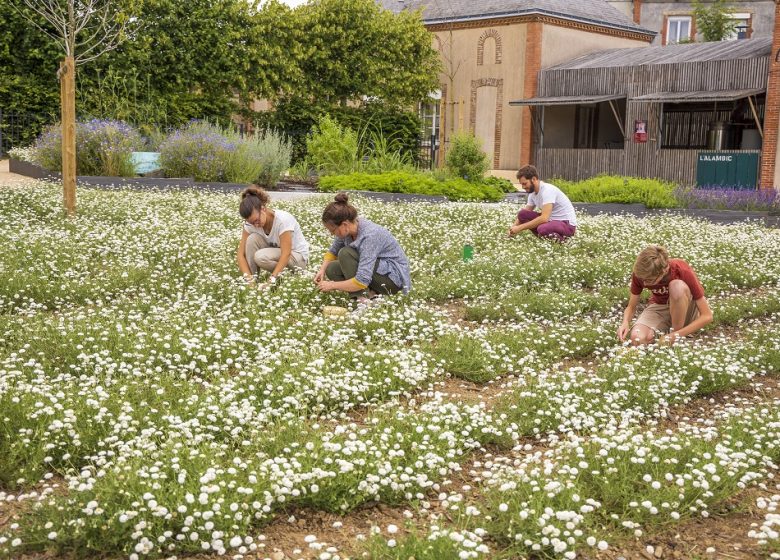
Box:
[1,181,780,559]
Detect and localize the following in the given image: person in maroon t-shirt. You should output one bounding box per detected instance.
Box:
[618,245,713,346]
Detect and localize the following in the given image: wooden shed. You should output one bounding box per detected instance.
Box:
[510,38,770,186]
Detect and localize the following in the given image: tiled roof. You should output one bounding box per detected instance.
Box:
[378,0,654,36]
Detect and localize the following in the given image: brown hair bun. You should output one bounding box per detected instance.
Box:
[322,192,358,226]
[239,185,270,219]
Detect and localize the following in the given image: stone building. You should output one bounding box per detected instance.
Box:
[608,0,775,46]
[381,0,655,172]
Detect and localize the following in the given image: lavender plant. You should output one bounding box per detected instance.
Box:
[77,119,144,176]
[159,122,291,184]
[674,185,778,212]
[32,119,144,177]
[159,121,236,182]
[224,128,292,187]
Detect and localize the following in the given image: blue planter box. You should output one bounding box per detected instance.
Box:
[130,152,162,175]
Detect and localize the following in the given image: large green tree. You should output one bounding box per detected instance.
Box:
[1,0,299,129]
[293,0,440,107]
[0,2,61,142]
[2,0,440,134]
[76,0,298,125]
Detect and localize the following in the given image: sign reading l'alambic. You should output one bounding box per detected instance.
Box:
[698,154,734,162]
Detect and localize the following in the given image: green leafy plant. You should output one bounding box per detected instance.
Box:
[482,175,516,193]
[445,132,489,182]
[318,171,504,202]
[693,0,738,42]
[554,175,680,208]
[305,115,359,175]
[358,127,417,174]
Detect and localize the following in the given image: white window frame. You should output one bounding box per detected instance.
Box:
[666,15,692,44]
[419,95,441,146]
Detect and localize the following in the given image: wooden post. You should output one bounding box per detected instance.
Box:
[458,97,464,131]
[437,87,447,168]
[60,56,76,214]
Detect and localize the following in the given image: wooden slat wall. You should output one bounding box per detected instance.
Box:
[537,149,761,184]
[534,56,769,184]
[537,149,624,180]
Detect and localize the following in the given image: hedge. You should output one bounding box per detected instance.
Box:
[553,175,679,209]
[318,171,505,202]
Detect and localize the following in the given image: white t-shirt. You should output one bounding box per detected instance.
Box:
[243,209,309,261]
[527,181,578,226]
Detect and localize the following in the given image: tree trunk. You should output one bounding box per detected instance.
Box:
[60,56,76,214]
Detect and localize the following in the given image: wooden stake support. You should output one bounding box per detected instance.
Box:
[60,56,76,215]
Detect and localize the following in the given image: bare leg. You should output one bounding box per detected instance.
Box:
[668,279,693,333]
[629,323,655,346]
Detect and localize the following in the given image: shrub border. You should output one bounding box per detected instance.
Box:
[7,159,780,223]
[7,159,448,201]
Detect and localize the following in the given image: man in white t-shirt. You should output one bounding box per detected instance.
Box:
[508,165,577,242]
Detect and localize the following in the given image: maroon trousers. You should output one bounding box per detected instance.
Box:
[517,209,576,241]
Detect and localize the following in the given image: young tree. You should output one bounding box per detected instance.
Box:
[693,0,738,42]
[14,0,135,214]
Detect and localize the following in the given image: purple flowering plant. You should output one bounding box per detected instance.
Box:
[159,121,291,185]
[33,119,144,177]
[159,121,236,182]
[674,185,778,212]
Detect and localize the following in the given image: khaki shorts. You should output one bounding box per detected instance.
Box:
[635,301,699,333]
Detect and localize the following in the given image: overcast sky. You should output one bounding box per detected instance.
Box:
[278,0,308,6]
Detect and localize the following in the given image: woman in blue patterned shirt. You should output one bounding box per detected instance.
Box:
[314,193,411,298]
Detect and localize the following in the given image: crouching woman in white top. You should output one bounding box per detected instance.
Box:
[236,186,309,288]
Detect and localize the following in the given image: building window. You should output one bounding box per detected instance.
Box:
[725,13,751,40]
[666,16,692,44]
[419,93,441,168]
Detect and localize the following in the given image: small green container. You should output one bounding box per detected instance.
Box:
[462,243,474,262]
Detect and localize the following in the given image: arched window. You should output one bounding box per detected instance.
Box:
[477,29,502,66]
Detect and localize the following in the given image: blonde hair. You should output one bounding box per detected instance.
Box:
[633,245,669,282]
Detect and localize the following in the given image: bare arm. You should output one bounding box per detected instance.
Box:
[314,255,333,284]
[673,297,713,339]
[618,292,641,341]
[319,278,366,293]
[236,229,253,282]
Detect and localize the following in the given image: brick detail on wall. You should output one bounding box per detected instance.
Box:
[477,29,503,65]
[661,15,668,45]
[633,0,642,24]
[469,78,504,168]
[520,21,542,165]
[427,15,653,42]
[760,3,780,188]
